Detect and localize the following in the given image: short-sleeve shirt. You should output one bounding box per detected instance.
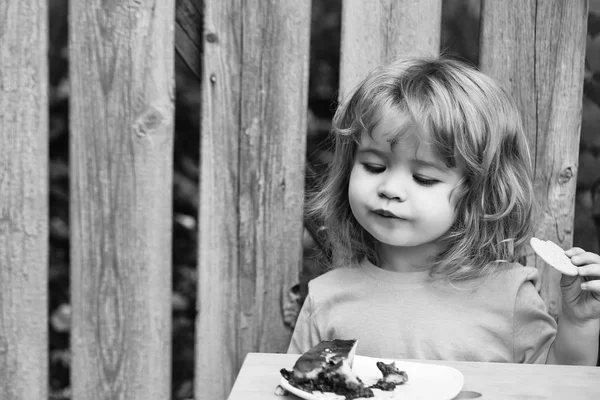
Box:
[288,260,557,363]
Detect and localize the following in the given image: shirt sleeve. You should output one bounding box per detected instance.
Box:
[512,268,558,363]
[287,294,321,354]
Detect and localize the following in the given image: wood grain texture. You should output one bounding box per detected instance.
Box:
[339,0,442,99]
[197,1,242,397]
[69,1,175,399]
[480,0,588,318]
[0,1,48,399]
[198,0,311,398]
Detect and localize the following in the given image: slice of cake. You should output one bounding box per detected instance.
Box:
[280,339,374,399]
[291,339,358,380]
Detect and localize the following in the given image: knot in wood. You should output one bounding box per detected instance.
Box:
[205,32,218,43]
[559,167,573,184]
[134,106,164,137]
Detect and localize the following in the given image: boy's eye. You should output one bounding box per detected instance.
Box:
[361,163,386,173]
[414,175,439,186]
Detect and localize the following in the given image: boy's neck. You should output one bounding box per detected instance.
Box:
[377,243,442,273]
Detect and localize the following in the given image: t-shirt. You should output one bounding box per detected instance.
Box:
[288,260,557,363]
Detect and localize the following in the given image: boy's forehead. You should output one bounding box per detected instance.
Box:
[373,107,415,134]
[360,114,426,151]
[357,129,437,160]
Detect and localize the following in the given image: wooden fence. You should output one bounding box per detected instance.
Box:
[0,0,589,399]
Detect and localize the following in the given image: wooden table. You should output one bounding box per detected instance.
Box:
[228,353,600,400]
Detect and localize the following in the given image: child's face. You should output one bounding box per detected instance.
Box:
[348,111,464,250]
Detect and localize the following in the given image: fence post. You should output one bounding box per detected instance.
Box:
[198,0,311,397]
[480,0,589,318]
[0,1,48,399]
[69,1,175,398]
[340,0,442,98]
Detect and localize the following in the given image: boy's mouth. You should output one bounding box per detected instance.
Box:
[373,209,403,219]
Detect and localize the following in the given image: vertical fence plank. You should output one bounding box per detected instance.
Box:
[198,0,311,397]
[69,1,175,398]
[340,0,442,98]
[0,1,48,399]
[480,0,588,318]
[197,0,241,397]
[238,0,310,358]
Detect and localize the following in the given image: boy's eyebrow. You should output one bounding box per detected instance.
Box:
[413,158,447,171]
[356,145,451,171]
[357,147,447,170]
[355,147,387,157]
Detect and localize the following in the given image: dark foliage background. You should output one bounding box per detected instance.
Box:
[47,0,600,398]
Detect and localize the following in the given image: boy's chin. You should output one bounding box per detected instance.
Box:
[369,235,421,248]
[372,235,445,249]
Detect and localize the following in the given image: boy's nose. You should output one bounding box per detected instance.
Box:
[377,179,407,202]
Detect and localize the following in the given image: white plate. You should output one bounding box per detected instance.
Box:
[280,355,464,400]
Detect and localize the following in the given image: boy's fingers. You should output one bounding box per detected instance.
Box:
[580,280,600,301]
[565,247,586,257]
[577,263,600,277]
[581,279,600,290]
[569,252,600,266]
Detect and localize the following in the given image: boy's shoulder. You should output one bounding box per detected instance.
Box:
[483,262,541,292]
[305,265,368,301]
[309,265,365,287]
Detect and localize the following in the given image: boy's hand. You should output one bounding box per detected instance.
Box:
[560,248,600,323]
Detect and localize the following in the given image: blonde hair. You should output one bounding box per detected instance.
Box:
[307,56,534,281]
